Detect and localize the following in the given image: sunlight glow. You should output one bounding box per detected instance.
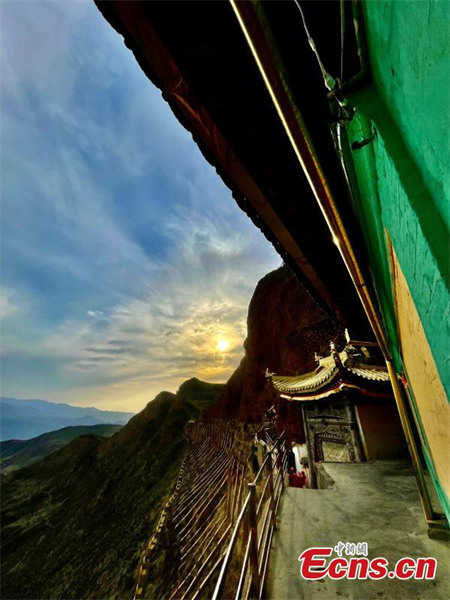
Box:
[217,339,229,353]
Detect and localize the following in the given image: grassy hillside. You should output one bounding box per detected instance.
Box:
[1,378,223,600]
[1,392,195,599]
[179,377,225,410]
[0,424,122,473]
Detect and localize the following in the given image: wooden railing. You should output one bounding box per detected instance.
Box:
[134,422,287,600]
[134,420,242,600]
[212,431,288,600]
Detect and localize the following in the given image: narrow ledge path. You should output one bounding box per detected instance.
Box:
[266,461,450,600]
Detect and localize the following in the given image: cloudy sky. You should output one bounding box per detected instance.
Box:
[0,1,280,411]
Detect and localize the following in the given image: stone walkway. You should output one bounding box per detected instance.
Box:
[266,461,450,599]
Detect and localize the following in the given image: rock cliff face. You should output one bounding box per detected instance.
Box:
[210,265,343,438]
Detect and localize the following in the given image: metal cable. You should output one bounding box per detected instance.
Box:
[293,0,336,91]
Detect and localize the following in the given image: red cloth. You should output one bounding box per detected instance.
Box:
[289,470,307,488]
[289,472,298,487]
[297,471,307,488]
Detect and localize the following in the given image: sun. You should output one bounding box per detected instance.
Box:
[217,339,229,353]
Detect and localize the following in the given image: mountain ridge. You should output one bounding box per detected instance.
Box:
[0,396,134,441]
[0,424,123,473]
[1,379,224,599]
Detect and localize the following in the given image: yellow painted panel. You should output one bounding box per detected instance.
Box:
[391,246,450,499]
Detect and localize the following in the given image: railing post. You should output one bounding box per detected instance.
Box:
[248,482,260,599]
[280,441,286,490]
[266,450,277,531]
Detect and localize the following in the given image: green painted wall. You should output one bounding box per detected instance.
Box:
[342,0,450,520]
[347,0,450,395]
[361,0,450,232]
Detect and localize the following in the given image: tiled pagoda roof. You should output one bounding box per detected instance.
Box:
[267,344,391,400]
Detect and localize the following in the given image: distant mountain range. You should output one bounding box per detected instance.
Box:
[0,424,123,473]
[0,397,134,441]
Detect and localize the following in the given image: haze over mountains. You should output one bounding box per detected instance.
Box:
[0,397,134,441]
[0,424,123,473]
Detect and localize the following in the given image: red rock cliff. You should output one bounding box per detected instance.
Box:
[210,265,343,439]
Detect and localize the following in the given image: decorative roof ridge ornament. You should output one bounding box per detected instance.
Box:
[330,341,345,387]
[330,341,343,368]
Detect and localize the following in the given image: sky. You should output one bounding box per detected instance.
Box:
[0,0,280,412]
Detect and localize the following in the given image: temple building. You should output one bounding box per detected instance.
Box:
[267,338,408,485]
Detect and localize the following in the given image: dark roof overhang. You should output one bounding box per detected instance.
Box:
[94,0,373,336]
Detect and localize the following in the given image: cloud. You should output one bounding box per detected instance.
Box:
[0,0,281,411]
[41,212,269,393]
[0,288,20,321]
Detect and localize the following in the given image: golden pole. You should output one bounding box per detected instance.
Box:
[386,361,434,521]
